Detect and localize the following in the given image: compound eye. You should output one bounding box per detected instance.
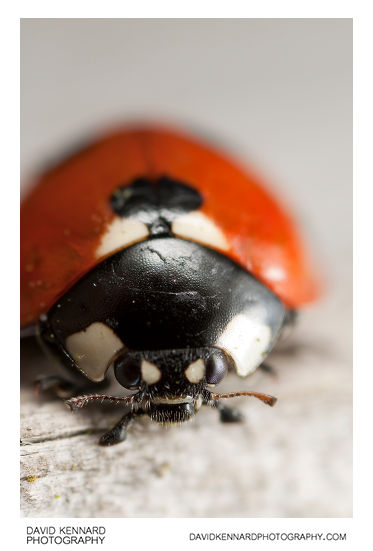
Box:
[114,355,141,389]
[205,349,229,385]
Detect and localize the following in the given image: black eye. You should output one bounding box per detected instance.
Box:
[205,349,229,385]
[114,355,141,389]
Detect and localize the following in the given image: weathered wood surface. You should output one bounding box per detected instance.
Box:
[20,292,352,518]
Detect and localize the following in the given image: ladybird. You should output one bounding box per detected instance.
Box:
[21,125,318,445]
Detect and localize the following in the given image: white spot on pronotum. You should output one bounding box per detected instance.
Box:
[96,216,149,257]
[65,322,124,381]
[264,265,286,282]
[217,314,272,377]
[141,360,162,385]
[185,358,205,383]
[172,211,229,250]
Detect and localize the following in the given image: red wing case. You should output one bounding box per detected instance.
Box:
[21,126,319,326]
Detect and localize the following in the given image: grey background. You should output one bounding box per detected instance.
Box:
[20,19,352,517]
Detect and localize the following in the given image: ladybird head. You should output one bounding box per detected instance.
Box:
[65,343,277,425]
[112,347,232,423]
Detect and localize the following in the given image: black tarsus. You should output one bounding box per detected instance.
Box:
[99,409,144,446]
[202,389,244,423]
[215,402,245,423]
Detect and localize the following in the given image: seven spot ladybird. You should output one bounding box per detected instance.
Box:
[21,125,318,445]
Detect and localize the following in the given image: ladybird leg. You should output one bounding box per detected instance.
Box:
[258,362,277,378]
[284,308,298,326]
[216,402,244,423]
[34,375,109,399]
[202,396,244,423]
[34,375,78,398]
[99,410,143,446]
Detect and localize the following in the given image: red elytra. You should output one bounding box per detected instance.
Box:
[21,125,319,327]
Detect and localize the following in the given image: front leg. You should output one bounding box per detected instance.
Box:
[215,401,244,423]
[99,409,144,446]
[202,391,244,423]
[258,362,277,378]
[34,374,109,399]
